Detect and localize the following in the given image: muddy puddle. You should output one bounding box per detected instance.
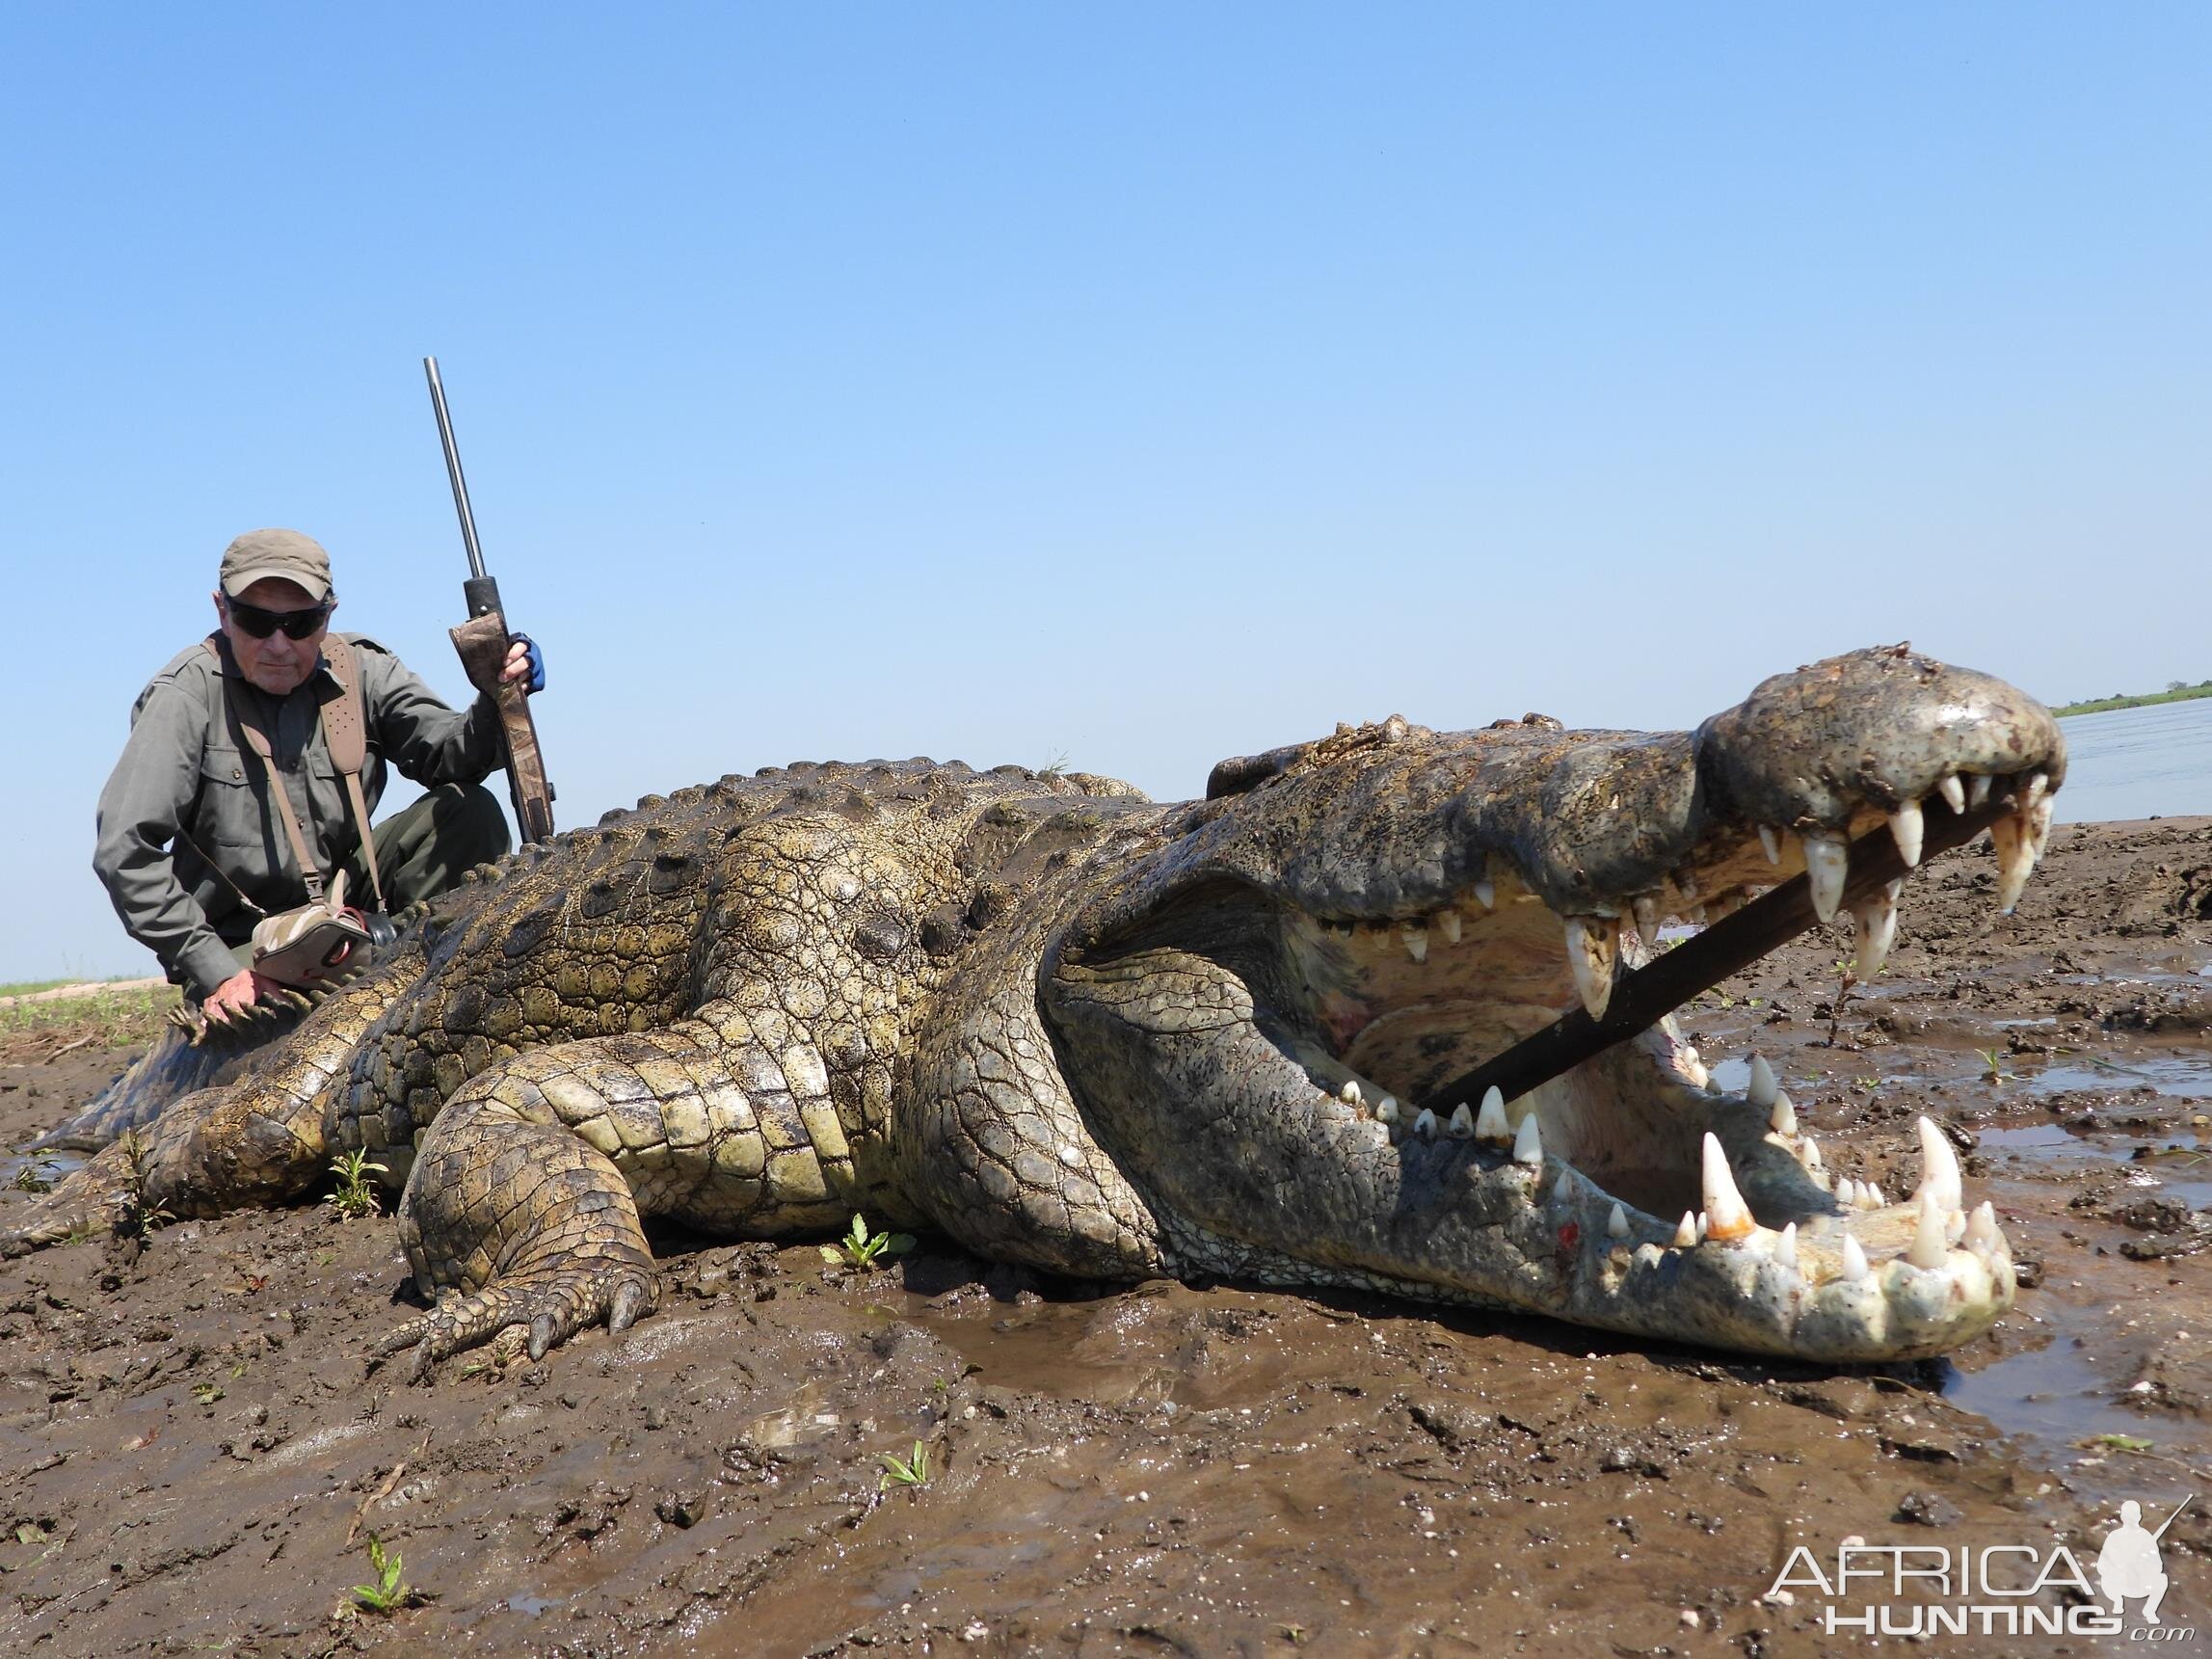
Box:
[0,817,2207,1655]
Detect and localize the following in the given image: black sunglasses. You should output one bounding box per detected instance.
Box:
[227,599,332,640]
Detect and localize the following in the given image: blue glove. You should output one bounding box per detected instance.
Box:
[512,632,546,695]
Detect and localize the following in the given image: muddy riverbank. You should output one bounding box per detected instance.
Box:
[1,818,2207,1656]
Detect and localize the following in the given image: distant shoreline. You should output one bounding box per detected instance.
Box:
[2054,682,2212,717]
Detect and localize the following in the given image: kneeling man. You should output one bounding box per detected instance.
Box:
[94,528,541,1024]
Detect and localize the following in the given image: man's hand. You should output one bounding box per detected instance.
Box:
[499,634,545,695]
[201,967,281,1025]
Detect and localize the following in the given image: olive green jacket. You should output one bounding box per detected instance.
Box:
[93,633,504,997]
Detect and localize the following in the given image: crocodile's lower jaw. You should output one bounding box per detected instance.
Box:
[1326,1041,2013,1362]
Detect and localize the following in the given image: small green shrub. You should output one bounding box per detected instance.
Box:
[323,1148,388,1219]
[820,1214,915,1271]
[350,1535,415,1614]
[878,1440,932,1490]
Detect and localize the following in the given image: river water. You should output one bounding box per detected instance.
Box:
[2051,694,2212,823]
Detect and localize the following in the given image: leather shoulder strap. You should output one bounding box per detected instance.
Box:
[317,635,384,912]
[319,634,367,774]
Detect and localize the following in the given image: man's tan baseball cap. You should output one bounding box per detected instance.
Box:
[218,528,333,602]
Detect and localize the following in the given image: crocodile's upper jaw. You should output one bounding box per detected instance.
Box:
[1045,646,2061,1362]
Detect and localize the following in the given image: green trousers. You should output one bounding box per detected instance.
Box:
[224,783,511,974]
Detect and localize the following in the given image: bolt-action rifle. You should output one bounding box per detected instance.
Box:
[422,356,555,843]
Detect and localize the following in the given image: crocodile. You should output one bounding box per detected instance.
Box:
[5,645,2063,1369]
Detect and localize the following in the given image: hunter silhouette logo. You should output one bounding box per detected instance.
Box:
[2097,1495,2189,1626]
[1768,1492,2198,1639]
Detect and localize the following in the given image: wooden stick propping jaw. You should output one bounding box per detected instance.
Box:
[1413,795,2016,1117]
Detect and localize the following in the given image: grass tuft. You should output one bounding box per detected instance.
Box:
[0,981,178,1064]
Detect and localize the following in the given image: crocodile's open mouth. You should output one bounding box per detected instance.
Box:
[1046,647,2063,1360]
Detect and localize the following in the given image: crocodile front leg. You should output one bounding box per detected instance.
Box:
[379,1000,888,1373]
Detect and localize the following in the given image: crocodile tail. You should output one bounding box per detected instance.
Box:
[30,1001,310,1153]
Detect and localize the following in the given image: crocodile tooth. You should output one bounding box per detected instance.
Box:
[1839,1233,1869,1282]
[1686,904,1707,923]
[1914,1116,1963,1210]
[1474,1086,1510,1142]
[1340,1079,1363,1106]
[1887,800,1924,868]
[1852,877,1902,978]
[1769,1089,1798,1137]
[1968,773,1991,809]
[1775,1222,1798,1270]
[1865,1183,1886,1210]
[1945,1209,1966,1245]
[1936,773,1966,815]
[1439,910,1462,945]
[1696,1211,1710,1242]
[1671,1212,1698,1248]
[1757,824,1783,866]
[1608,1203,1629,1240]
[1403,923,1429,964]
[1747,1054,1778,1110]
[1632,894,1662,949]
[1511,1110,1543,1165]
[1802,832,1849,924]
[2028,795,2054,859]
[1964,1200,2000,1255]
[1989,811,2037,913]
[1375,1096,1399,1126]
[1413,1108,1438,1138]
[1447,1102,1475,1138]
[1674,869,1698,904]
[1563,916,1618,1021]
[1635,1243,1665,1270]
[1907,1193,1949,1270]
[1801,1135,1823,1172]
[1838,1178,1861,1209]
[1472,878,1495,911]
[1701,1134,1755,1240]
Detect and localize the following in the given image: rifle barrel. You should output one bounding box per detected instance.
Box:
[422,357,489,586]
[2150,1494,2197,1541]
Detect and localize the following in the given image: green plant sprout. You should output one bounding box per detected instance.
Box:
[350,1534,415,1614]
[323,1148,388,1219]
[113,1130,174,1239]
[878,1440,932,1490]
[821,1213,916,1271]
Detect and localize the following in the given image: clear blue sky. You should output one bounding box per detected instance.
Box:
[4,5,2205,983]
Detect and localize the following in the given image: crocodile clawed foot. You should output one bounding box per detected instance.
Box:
[377,1267,654,1381]
[384,1086,660,1380]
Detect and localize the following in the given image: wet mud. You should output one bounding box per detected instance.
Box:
[1,818,2207,1656]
